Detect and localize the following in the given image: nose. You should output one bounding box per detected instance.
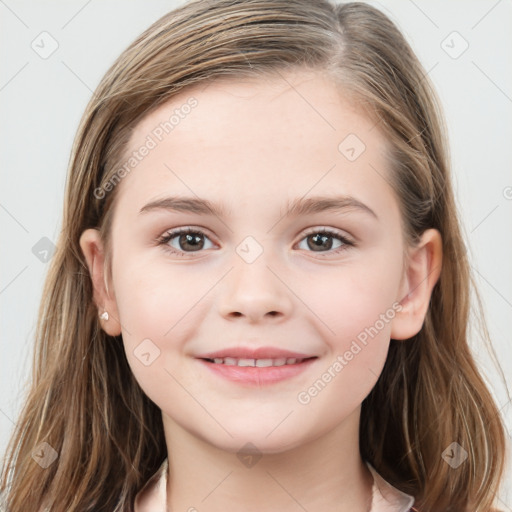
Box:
[217,256,293,324]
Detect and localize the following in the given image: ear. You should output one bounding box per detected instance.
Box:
[79,228,122,336]
[391,228,443,340]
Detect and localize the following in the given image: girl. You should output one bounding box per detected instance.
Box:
[0,1,507,510]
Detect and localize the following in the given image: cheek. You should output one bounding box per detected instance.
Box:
[304,250,403,347]
[111,256,210,383]
[293,278,400,431]
[111,259,208,421]
[113,256,213,338]
[296,249,403,398]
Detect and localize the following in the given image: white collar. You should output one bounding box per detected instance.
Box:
[366,462,415,511]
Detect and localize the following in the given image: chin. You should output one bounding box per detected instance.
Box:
[196,420,308,456]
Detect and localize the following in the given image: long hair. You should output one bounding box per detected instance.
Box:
[1,1,507,510]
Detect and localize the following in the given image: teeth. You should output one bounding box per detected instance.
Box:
[207,357,305,367]
[256,359,273,367]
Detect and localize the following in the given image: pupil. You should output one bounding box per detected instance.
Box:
[309,233,332,251]
[180,233,204,251]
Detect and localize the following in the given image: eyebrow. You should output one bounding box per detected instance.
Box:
[139,194,377,219]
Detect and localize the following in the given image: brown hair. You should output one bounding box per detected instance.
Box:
[1,1,507,510]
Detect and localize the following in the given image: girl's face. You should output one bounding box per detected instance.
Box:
[82,69,440,454]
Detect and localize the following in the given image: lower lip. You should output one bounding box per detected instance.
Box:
[197,358,317,386]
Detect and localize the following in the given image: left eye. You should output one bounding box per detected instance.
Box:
[297,230,351,253]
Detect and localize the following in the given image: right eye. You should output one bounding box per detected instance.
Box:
[157,228,216,255]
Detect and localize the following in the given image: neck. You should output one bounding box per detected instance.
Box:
[162,408,374,512]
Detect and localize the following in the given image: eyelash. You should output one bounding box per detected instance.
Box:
[156,227,355,258]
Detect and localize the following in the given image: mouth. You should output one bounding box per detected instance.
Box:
[201,356,316,367]
[196,349,318,386]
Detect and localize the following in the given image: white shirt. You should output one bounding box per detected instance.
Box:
[134,458,415,511]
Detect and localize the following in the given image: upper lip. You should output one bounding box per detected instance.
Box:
[196,346,316,360]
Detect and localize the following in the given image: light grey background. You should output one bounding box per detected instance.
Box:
[1,0,511,507]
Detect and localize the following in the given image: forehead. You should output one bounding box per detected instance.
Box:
[111,69,394,221]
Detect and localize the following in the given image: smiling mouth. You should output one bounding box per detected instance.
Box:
[201,357,317,367]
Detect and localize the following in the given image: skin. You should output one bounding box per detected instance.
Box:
[80,69,442,511]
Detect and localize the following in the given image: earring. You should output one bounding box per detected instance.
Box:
[99,310,109,321]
